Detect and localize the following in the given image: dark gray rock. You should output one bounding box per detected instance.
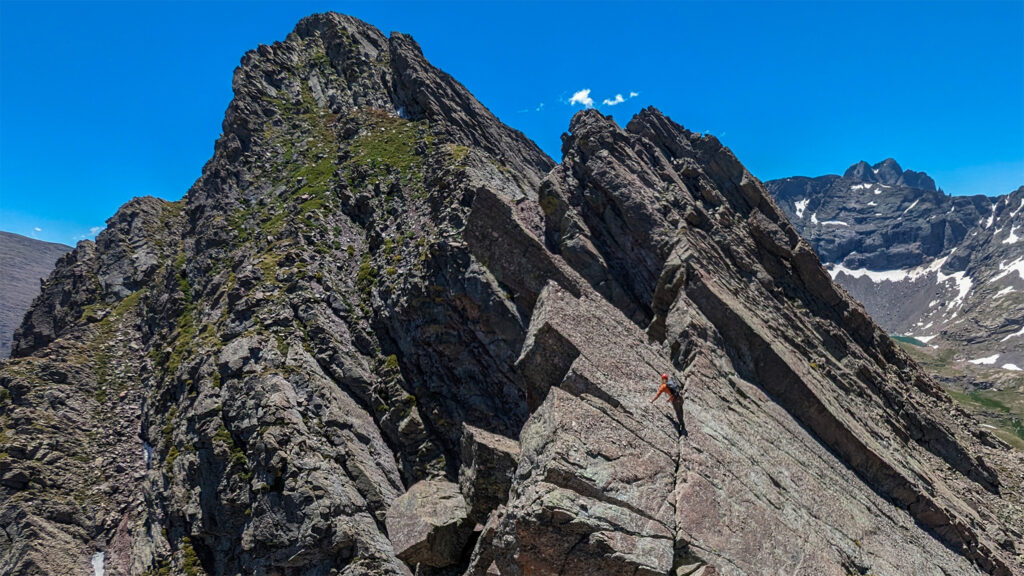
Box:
[768,163,1024,368]
[458,424,519,524]
[0,12,1020,576]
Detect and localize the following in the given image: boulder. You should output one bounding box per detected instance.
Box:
[458,424,520,524]
[386,479,472,568]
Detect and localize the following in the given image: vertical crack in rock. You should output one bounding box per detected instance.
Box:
[0,11,1021,576]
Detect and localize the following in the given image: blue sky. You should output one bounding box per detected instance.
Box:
[1,1,1022,245]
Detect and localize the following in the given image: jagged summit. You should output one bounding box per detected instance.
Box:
[841,158,937,191]
[2,12,1022,576]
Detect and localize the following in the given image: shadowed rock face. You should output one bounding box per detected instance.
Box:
[0,12,1021,576]
[767,164,1024,368]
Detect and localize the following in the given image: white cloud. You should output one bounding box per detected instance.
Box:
[629,91,639,98]
[536,102,544,112]
[34,227,42,232]
[90,226,103,235]
[602,94,625,106]
[569,89,594,108]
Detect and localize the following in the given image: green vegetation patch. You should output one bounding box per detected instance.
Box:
[344,110,434,193]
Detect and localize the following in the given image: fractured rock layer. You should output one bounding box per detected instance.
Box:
[0,12,1021,576]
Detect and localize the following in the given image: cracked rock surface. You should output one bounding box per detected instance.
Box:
[0,12,1021,576]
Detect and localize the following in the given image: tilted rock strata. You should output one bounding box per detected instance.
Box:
[0,12,1021,576]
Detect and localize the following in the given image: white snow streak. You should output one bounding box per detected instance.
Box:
[991,256,1024,283]
[1000,325,1024,342]
[867,201,877,206]
[819,220,849,226]
[915,335,937,343]
[1011,198,1024,218]
[968,354,1000,365]
[810,212,819,224]
[983,204,997,228]
[1003,226,1020,244]
[995,286,1015,298]
[936,269,972,309]
[902,199,920,214]
[851,183,872,190]
[92,552,105,576]
[829,256,948,283]
[1003,364,1023,371]
[829,256,971,309]
[794,198,809,219]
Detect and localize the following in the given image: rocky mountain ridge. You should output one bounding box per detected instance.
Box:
[0,232,71,358]
[768,161,1024,369]
[1,13,1022,576]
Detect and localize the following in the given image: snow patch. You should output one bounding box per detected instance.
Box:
[983,204,997,228]
[851,183,871,190]
[1003,226,1020,244]
[902,199,920,214]
[810,212,819,224]
[829,257,971,307]
[829,256,948,283]
[143,441,154,468]
[995,286,1015,298]
[968,354,1000,365]
[990,256,1024,283]
[1003,364,1023,371]
[819,219,849,226]
[936,269,972,309]
[874,189,882,195]
[915,335,937,343]
[794,198,809,219]
[1000,325,1024,342]
[1011,198,1024,218]
[92,552,105,576]
[867,201,877,206]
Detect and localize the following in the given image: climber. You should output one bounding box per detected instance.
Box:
[651,373,686,433]
[650,373,682,404]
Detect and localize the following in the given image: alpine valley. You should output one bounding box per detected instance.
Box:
[1,13,1022,576]
[768,162,1024,450]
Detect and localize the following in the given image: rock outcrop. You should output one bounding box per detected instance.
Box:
[1,12,1021,576]
[386,479,472,569]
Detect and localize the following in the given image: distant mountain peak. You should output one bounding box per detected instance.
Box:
[842,158,935,191]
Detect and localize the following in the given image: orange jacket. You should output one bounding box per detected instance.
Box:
[652,382,677,403]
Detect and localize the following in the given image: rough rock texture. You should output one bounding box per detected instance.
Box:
[0,12,1022,576]
[459,424,519,525]
[385,479,472,569]
[0,232,70,358]
[768,162,1024,368]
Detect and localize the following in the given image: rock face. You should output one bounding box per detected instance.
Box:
[385,479,472,569]
[0,231,70,358]
[459,424,519,525]
[1,12,1022,576]
[767,162,1024,368]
